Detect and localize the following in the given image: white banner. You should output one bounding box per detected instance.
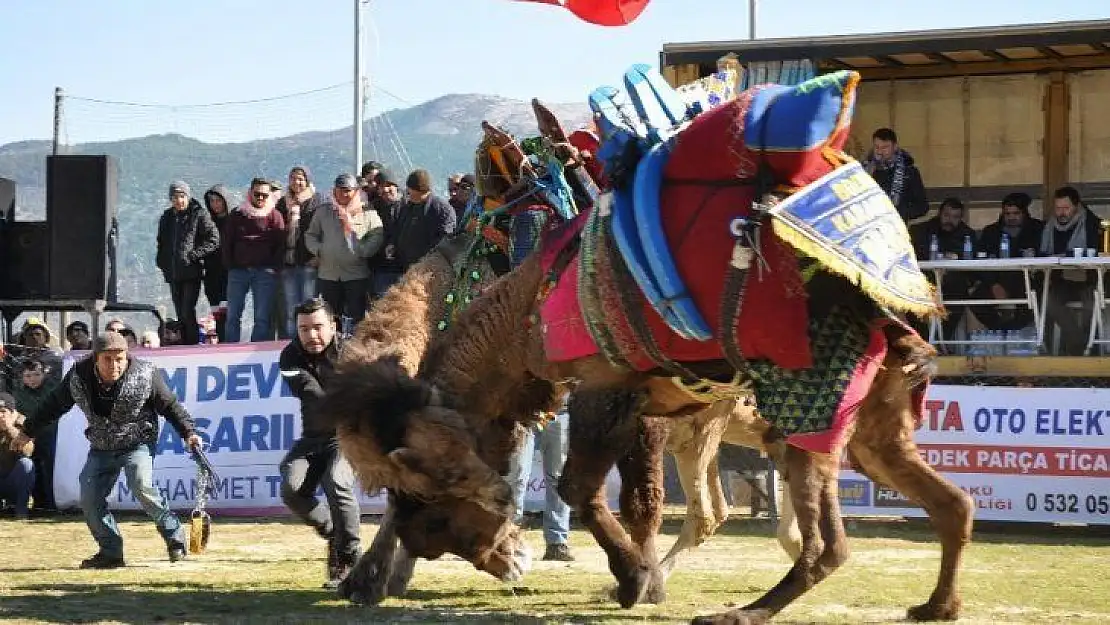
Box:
[839,385,1110,525]
[54,343,620,516]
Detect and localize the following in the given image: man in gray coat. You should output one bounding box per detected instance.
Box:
[305,173,384,330]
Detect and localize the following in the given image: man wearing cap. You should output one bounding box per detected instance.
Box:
[304,174,383,328]
[9,332,202,568]
[368,169,405,299]
[0,392,35,520]
[393,169,456,272]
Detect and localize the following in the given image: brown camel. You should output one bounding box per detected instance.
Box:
[333,107,812,608]
[320,70,974,623]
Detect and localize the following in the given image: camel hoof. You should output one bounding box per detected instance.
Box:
[908,598,961,621]
[338,555,391,606]
[615,566,652,608]
[499,543,532,583]
[691,608,771,625]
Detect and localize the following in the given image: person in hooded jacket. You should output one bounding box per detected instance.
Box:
[203,184,233,342]
[864,128,928,223]
[971,193,1045,331]
[275,166,321,339]
[156,181,220,346]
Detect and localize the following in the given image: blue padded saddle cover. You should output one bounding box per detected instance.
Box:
[623,64,690,144]
[631,140,712,340]
[608,186,691,336]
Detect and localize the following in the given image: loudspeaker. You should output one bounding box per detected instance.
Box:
[0,222,51,299]
[0,177,13,223]
[47,155,119,300]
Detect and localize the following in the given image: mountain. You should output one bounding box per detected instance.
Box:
[0,94,591,314]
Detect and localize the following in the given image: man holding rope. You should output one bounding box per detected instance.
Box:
[9,332,201,568]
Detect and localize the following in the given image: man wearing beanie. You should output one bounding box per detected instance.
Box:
[392,169,455,272]
[368,169,405,298]
[10,332,201,568]
[157,181,220,345]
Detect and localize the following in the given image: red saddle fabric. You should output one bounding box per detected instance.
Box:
[539,213,600,363]
[633,95,820,370]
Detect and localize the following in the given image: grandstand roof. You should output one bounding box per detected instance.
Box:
[661,19,1110,80]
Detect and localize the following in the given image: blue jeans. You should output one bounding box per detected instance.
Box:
[0,457,35,516]
[506,412,571,546]
[226,267,280,343]
[79,444,185,558]
[281,265,318,338]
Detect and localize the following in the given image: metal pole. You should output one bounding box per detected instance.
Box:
[354,0,364,173]
[52,87,63,155]
[748,0,756,40]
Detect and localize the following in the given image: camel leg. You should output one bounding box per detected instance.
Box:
[385,545,417,597]
[616,414,670,603]
[558,389,652,609]
[659,413,728,578]
[848,367,973,622]
[340,495,401,605]
[773,470,802,561]
[693,447,847,625]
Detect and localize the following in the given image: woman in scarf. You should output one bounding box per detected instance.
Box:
[276,166,322,339]
[305,173,384,329]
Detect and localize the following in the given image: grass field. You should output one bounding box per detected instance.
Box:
[0,510,1107,624]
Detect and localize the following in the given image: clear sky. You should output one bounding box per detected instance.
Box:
[1,0,1107,146]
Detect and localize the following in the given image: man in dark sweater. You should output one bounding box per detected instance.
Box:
[278,298,361,588]
[971,193,1045,331]
[157,181,220,346]
[222,178,286,342]
[368,169,405,299]
[910,197,977,342]
[10,333,201,568]
[393,169,456,271]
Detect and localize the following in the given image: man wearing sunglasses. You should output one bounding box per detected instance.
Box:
[222,178,286,342]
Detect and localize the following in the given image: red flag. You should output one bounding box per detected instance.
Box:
[515,0,650,26]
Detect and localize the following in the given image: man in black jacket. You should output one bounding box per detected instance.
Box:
[865,128,929,223]
[157,181,220,345]
[368,169,405,299]
[972,193,1045,331]
[393,169,456,272]
[910,197,977,343]
[10,332,201,568]
[279,298,361,588]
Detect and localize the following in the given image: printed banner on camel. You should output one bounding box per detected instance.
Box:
[839,384,1110,525]
[53,344,621,516]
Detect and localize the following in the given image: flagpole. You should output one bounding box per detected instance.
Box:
[354,0,365,172]
[749,0,756,39]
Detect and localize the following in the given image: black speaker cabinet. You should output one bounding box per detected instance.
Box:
[0,177,13,223]
[0,221,51,299]
[47,155,119,300]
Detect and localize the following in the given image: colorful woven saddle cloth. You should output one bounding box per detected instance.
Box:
[584,66,937,371]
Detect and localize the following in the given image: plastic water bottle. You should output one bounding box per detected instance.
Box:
[962,235,973,260]
[1000,233,1010,259]
[929,234,940,260]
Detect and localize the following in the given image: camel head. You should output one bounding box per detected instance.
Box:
[320,356,530,580]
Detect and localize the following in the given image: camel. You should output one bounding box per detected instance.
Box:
[330,106,801,606]
[321,69,973,624]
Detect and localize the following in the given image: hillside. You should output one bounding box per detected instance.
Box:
[0,94,591,312]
